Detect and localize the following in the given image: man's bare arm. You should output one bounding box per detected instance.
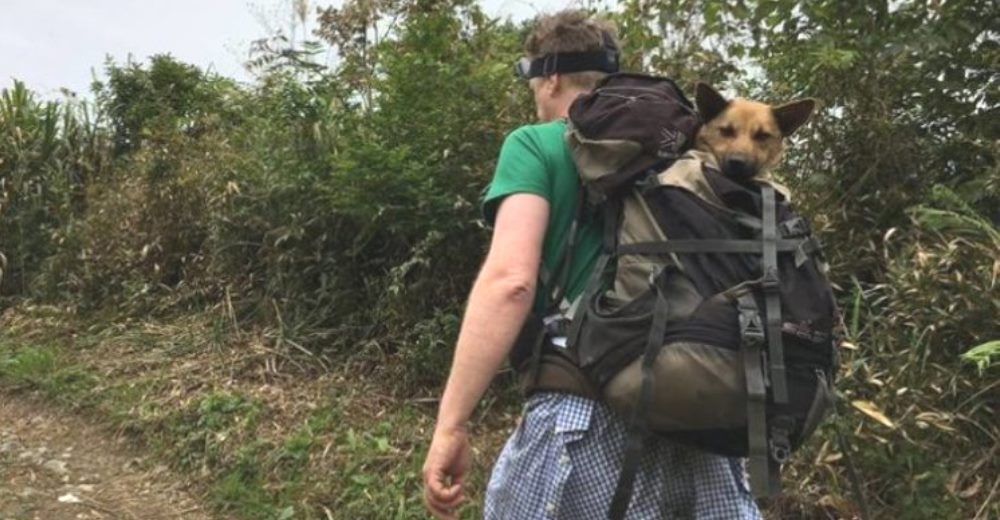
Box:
[434,192,549,433]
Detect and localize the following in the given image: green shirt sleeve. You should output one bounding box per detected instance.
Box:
[482,126,552,226]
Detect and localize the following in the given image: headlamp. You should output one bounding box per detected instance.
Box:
[514,31,620,80]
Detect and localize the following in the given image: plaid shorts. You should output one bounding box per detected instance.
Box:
[484,393,762,519]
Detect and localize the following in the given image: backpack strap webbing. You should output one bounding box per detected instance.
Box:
[608,280,671,520]
[616,237,819,255]
[737,292,774,497]
[527,186,587,386]
[538,186,588,312]
[567,199,620,351]
[761,185,789,404]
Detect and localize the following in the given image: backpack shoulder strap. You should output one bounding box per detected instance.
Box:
[527,185,588,385]
[565,195,619,352]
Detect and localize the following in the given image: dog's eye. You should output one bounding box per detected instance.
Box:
[719,125,736,138]
[754,131,772,141]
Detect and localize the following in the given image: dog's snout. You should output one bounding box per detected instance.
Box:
[722,155,757,180]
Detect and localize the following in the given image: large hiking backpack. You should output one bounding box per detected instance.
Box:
[514,73,839,518]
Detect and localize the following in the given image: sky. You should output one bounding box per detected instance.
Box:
[1,0,575,99]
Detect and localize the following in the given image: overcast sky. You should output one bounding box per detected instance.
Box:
[1,0,575,98]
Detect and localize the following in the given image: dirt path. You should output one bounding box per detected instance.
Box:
[0,394,217,520]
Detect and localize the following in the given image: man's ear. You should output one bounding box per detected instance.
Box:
[695,82,730,123]
[546,74,562,95]
[772,98,817,136]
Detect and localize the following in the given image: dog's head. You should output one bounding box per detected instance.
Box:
[694,82,815,180]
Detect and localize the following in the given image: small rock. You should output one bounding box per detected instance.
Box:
[58,492,83,503]
[80,473,102,482]
[44,459,69,474]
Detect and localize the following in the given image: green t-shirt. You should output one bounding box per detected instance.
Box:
[482,120,602,312]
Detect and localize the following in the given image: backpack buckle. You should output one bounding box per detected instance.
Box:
[738,300,765,349]
[769,416,795,464]
[769,434,791,464]
[761,267,780,292]
[543,313,569,339]
[779,217,810,238]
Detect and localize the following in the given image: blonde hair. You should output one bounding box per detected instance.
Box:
[524,10,619,91]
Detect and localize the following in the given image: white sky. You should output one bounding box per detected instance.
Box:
[1,0,576,98]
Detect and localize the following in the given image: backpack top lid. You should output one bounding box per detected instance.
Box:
[566,73,700,197]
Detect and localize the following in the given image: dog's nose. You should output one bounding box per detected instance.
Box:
[722,156,756,180]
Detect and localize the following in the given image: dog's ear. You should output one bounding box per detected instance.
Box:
[695,82,729,122]
[772,98,817,136]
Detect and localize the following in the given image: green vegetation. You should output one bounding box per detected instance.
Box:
[1,1,996,518]
[0,339,98,407]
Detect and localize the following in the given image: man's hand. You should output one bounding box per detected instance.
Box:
[423,427,472,519]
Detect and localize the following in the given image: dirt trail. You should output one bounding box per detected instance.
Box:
[0,394,217,520]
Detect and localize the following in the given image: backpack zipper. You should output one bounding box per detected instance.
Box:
[595,87,696,113]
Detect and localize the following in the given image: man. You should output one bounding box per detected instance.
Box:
[423,10,762,519]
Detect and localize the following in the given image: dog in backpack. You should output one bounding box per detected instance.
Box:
[693,82,816,180]
[555,75,838,507]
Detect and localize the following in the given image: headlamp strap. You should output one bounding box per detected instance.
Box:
[525,31,619,79]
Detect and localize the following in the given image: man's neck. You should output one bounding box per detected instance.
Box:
[555,88,589,118]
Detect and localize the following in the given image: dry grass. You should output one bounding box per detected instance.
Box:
[2,302,995,519]
[0,304,518,519]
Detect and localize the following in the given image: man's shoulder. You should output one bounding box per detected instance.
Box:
[506,119,568,146]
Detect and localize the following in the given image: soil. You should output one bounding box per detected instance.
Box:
[0,394,217,520]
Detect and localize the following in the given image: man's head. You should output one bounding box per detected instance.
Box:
[521,10,620,121]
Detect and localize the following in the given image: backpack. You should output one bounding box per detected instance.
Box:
[510,73,839,518]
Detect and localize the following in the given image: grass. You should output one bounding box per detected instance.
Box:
[2,303,994,519]
[0,305,515,519]
[0,338,100,408]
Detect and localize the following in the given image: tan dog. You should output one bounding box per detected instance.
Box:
[694,82,816,180]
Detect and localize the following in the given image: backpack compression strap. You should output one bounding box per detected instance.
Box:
[616,237,821,256]
[736,293,773,495]
[761,185,789,404]
[608,275,671,520]
[738,184,794,497]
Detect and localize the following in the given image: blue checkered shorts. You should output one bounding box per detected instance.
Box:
[484,393,762,519]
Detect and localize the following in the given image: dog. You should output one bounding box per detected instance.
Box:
[693,82,816,181]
